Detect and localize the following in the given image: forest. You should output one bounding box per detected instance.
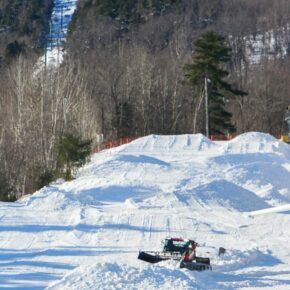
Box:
[0,0,290,200]
[0,0,52,63]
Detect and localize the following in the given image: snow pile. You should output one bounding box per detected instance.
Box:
[191,180,269,212]
[0,132,290,289]
[47,262,198,290]
[118,134,218,155]
[223,132,289,156]
[210,133,290,206]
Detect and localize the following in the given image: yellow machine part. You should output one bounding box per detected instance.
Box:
[281,135,290,142]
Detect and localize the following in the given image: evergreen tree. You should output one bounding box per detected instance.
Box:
[113,101,134,138]
[0,173,15,202]
[94,0,177,23]
[5,41,26,60]
[36,169,55,190]
[185,31,246,135]
[57,134,92,181]
[95,0,119,19]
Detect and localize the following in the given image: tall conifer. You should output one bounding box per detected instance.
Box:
[185,31,246,135]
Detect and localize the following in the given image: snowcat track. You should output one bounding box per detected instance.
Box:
[180,260,212,271]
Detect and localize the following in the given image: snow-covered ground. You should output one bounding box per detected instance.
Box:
[1,132,290,289]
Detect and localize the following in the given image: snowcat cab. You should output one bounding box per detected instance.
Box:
[162,237,190,254]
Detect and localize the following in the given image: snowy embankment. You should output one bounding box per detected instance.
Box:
[1,132,290,289]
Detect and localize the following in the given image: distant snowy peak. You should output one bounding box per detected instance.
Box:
[117,134,218,154]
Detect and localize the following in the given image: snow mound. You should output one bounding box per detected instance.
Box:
[46,262,199,290]
[226,162,290,205]
[192,180,269,212]
[115,154,169,166]
[25,187,79,211]
[223,132,290,156]
[118,134,218,154]
[215,249,282,271]
[26,183,158,210]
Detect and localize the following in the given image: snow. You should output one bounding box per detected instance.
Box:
[37,0,77,68]
[1,132,290,289]
[243,28,289,64]
[245,31,287,64]
[47,262,199,290]
[248,204,290,217]
[229,27,290,65]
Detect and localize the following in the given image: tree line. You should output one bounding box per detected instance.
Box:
[0,0,290,200]
[0,58,98,200]
[0,0,52,65]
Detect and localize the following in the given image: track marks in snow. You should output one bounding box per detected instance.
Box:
[178,217,186,238]
[141,214,153,241]
[147,215,153,241]
[165,216,171,237]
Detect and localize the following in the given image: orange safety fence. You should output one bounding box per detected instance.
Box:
[92,137,138,153]
[103,137,138,149]
[209,134,236,141]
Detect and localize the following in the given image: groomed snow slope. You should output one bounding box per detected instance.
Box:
[37,0,78,68]
[1,132,290,289]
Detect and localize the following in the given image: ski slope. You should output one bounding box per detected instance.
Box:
[38,0,78,68]
[1,132,290,289]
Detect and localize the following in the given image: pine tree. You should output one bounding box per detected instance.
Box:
[57,134,92,181]
[36,169,55,189]
[94,0,177,23]
[185,31,246,135]
[0,173,15,202]
[113,101,134,138]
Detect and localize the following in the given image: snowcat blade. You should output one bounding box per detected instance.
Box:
[138,251,169,264]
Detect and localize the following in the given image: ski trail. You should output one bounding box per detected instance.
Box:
[191,218,199,239]
[148,215,153,241]
[178,216,186,238]
[165,216,171,237]
[143,214,153,241]
[141,214,146,239]
[168,135,177,150]
[115,214,122,242]
[141,214,150,241]
[125,213,132,243]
